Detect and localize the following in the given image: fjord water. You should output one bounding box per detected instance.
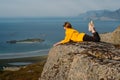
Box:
[0,18,119,59]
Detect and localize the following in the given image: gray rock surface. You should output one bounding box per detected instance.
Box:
[100,26,120,44]
[40,42,120,80]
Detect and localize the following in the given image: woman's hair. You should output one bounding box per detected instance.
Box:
[63,22,72,28]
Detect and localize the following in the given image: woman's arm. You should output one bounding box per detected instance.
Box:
[53,30,72,46]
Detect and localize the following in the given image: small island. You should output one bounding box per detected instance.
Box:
[7,38,44,44]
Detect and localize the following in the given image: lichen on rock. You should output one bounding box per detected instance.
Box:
[40,42,120,80]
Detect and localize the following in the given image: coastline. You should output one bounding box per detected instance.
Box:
[0,55,47,80]
[0,55,48,71]
[0,55,47,66]
[7,38,44,44]
[0,44,49,71]
[0,49,49,59]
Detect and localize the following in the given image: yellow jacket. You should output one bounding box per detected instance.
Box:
[60,28,85,44]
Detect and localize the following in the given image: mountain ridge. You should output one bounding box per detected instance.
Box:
[78,8,120,21]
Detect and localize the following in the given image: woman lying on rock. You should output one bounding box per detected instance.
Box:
[53,21,100,46]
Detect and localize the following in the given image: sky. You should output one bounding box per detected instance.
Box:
[0,0,120,17]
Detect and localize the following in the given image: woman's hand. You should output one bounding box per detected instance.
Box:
[53,42,61,47]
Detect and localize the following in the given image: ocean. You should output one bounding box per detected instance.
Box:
[0,17,120,59]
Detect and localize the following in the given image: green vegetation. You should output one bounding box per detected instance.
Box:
[0,56,47,80]
[18,38,44,42]
[7,38,44,44]
[0,62,45,80]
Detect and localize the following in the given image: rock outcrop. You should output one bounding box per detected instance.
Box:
[40,42,120,80]
[100,26,120,44]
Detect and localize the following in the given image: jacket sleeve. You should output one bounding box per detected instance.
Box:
[60,31,72,44]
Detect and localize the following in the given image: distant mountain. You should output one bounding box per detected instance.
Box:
[78,8,120,21]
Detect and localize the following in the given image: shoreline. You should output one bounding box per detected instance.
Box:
[0,49,49,59]
[0,55,48,68]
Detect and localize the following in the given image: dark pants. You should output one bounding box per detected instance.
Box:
[83,32,100,42]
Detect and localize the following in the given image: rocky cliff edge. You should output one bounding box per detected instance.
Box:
[40,42,120,80]
[100,26,120,45]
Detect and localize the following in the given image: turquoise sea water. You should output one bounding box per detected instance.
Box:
[0,18,120,59]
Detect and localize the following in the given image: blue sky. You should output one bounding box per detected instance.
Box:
[0,0,120,17]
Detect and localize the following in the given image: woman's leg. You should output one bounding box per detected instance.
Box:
[83,33,100,42]
[83,32,100,42]
[83,21,100,42]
